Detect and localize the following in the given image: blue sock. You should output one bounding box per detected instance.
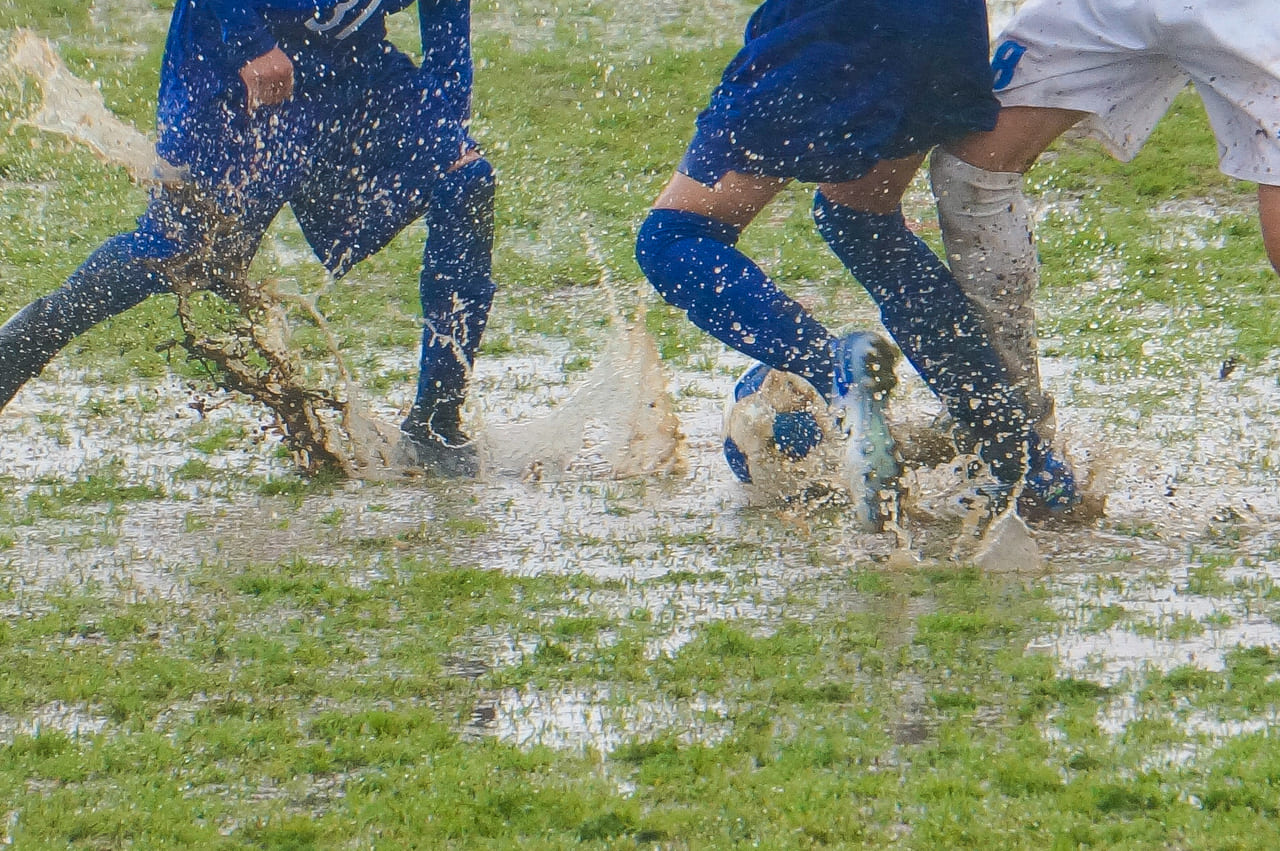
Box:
[813,191,1036,483]
[0,230,176,409]
[407,157,496,436]
[636,207,835,398]
[0,177,228,409]
[37,233,173,335]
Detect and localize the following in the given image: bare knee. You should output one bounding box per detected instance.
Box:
[818,154,925,214]
[651,171,786,230]
[945,106,1087,174]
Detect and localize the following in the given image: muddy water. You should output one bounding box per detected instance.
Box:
[5,0,1280,756]
[4,308,1279,752]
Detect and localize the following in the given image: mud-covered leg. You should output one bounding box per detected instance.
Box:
[813,190,1076,510]
[400,156,496,476]
[930,148,1055,439]
[0,180,233,412]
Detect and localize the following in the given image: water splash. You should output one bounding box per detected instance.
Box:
[482,321,686,481]
[7,30,170,183]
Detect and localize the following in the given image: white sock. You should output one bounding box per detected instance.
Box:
[929,148,1055,436]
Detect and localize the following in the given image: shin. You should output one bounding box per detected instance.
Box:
[406,156,496,443]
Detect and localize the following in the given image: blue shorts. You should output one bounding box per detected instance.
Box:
[155,42,471,276]
[679,0,999,185]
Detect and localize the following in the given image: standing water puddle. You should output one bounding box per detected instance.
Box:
[3,10,1280,761]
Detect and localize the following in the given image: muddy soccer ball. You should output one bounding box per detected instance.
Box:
[722,334,902,530]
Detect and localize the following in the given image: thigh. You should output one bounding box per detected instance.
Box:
[135,178,278,296]
[163,93,315,217]
[945,106,1086,174]
[817,154,926,215]
[992,0,1188,162]
[653,171,789,231]
[293,47,472,275]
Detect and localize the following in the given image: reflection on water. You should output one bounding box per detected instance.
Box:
[4,334,1280,754]
[0,702,111,744]
[463,684,732,753]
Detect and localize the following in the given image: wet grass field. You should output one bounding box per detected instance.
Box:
[2,0,1280,847]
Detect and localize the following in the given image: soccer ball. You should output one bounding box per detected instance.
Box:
[722,332,902,530]
[723,363,827,483]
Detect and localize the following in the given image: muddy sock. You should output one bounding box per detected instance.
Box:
[0,300,70,411]
[0,232,171,412]
[812,190,1035,483]
[636,207,836,398]
[930,148,1054,437]
[408,156,496,437]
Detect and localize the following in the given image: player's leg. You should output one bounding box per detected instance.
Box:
[0,234,170,413]
[1169,11,1280,278]
[814,154,1075,505]
[943,106,1084,174]
[930,106,1086,437]
[289,46,494,473]
[403,152,496,452]
[636,170,843,399]
[932,0,1185,455]
[1259,183,1280,276]
[0,179,267,413]
[420,0,472,127]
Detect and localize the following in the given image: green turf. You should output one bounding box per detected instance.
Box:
[2,2,1280,848]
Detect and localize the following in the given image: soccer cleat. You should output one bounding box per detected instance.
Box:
[961,444,1088,526]
[829,331,902,529]
[1018,443,1080,518]
[830,330,899,403]
[398,403,479,478]
[395,429,479,478]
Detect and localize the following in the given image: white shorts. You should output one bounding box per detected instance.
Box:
[993,0,1280,185]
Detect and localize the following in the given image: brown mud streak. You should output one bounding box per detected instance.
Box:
[174,288,350,476]
[10,30,403,478]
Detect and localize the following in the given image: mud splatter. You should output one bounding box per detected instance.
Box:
[7,30,169,183]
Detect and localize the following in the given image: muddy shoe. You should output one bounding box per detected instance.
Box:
[395,429,479,478]
[830,331,902,531]
[1015,445,1111,525]
[1023,445,1079,511]
[1018,488,1106,526]
[970,482,1014,519]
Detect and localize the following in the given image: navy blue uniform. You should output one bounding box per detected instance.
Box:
[153,0,473,275]
[0,0,495,452]
[681,0,999,185]
[639,0,1080,503]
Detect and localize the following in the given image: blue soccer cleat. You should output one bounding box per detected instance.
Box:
[968,443,1082,523]
[1017,442,1081,519]
[830,331,902,529]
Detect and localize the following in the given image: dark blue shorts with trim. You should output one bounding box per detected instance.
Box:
[679,0,999,186]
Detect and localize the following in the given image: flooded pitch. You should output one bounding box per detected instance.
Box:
[4,313,1279,756]
[2,1,1280,843]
